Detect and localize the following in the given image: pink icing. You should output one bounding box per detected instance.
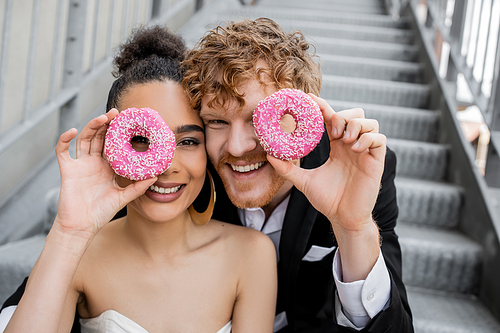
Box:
[253,89,324,160]
[104,107,176,180]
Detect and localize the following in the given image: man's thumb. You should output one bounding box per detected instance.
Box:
[267,154,306,192]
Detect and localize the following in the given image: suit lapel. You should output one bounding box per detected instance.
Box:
[278,131,330,319]
[278,188,318,318]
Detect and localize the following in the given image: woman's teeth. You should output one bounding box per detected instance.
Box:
[231,162,265,173]
[149,185,181,194]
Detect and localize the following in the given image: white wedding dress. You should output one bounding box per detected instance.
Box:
[80,310,232,333]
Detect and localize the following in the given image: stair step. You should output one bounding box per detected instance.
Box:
[222,7,409,28]
[395,177,463,228]
[321,54,423,82]
[387,138,448,181]
[325,100,439,142]
[279,21,414,44]
[397,223,482,293]
[407,287,500,333]
[0,234,45,304]
[255,0,386,14]
[312,36,419,61]
[321,75,430,108]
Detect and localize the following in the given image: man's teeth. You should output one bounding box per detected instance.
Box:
[149,185,181,194]
[231,162,265,173]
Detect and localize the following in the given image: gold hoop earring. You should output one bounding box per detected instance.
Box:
[189,170,216,225]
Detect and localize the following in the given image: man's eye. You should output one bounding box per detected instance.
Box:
[207,119,228,125]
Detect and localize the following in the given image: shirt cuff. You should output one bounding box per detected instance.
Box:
[0,305,16,332]
[332,249,391,328]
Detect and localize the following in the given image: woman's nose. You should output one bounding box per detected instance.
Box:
[161,150,181,175]
[225,122,258,157]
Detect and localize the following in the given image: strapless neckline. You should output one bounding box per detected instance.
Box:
[80,309,232,332]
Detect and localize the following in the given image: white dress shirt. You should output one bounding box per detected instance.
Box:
[238,194,391,331]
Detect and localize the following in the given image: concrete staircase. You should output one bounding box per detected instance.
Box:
[182,0,500,331]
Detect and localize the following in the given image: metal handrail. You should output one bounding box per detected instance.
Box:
[406,0,500,320]
[410,0,500,186]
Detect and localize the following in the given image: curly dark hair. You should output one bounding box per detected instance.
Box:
[182,18,321,112]
[106,25,187,111]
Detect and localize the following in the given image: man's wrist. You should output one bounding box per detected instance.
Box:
[334,219,380,282]
[331,215,379,238]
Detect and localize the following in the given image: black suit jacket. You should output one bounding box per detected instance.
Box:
[208,132,413,333]
[1,134,413,333]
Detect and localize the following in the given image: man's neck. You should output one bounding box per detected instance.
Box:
[262,180,294,221]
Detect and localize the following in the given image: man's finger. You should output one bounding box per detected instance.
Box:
[330,108,365,140]
[343,118,379,143]
[352,133,387,161]
[308,94,343,140]
[308,94,335,121]
[336,108,365,120]
[266,155,309,193]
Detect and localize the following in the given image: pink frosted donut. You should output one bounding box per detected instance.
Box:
[104,107,175,180]
[253,89,325,160]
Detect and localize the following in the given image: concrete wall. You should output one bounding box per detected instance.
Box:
[0,0,199,245]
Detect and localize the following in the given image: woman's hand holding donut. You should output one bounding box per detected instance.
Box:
[52,109,156,247]
[267,95,385,281]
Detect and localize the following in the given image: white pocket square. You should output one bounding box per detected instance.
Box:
[302,245,337,262]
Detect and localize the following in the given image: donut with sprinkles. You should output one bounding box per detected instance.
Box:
[253,89,325,160]
[104,107,175,180]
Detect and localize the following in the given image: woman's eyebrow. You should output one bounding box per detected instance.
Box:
[174,124,204,134]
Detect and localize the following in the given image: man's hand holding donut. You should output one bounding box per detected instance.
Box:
[267,95,386,282]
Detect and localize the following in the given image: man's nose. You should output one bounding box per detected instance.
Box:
[226,122,259,157]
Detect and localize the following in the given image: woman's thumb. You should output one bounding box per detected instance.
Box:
[121,177,157,204]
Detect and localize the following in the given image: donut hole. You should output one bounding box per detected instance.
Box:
[280,113,297,133]
[131,136,150,152]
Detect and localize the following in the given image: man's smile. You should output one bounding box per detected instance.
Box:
[230,162,266,173]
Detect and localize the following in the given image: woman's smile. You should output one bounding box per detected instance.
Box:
[145,182,186,203]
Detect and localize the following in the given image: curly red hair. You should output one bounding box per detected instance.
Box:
[182,18,321,112]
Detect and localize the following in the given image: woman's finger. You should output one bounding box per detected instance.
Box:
[89,124,108,156]
[76,114,110,158]
[105,108,119,122]
[55,128,77,165]
[89,109,118,156]
[343,118,379,144]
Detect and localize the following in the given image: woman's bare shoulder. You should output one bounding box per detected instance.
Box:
[85,218,125,254]
[208,219,262,238]
[207,220,276,258]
